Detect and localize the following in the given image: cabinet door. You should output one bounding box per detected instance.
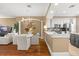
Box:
[53,38,69,52]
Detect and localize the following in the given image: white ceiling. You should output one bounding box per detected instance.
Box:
[0,3,49,18]
[0,3,79,18]
[48,3,79,16]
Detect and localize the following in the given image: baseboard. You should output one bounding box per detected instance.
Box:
[52,52,70,56]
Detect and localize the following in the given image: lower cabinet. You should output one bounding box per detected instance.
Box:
[44,33,69,53]
[52,38,69,52]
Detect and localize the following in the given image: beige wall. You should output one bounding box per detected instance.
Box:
[0,18,16,26]
[21,20,29,34]
[76,16,79,33]
[21,20,41,34]
[16,16,46,25]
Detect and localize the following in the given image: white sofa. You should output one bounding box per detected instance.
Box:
[12,34,18,45]
[0,36,11,44]
[6,33,14,42]
[31,33,39,45]
[0,33,33,50]
[0,33,16,44]
[7,33,18,45]
[17,34,31,50]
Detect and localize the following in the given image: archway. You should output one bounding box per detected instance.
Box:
[18,18,44,39]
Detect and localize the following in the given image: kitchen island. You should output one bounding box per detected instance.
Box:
[44,31,70,56]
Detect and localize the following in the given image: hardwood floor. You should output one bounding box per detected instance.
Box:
[0,39,50,56]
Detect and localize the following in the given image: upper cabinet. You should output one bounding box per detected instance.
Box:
[46,17,76,33]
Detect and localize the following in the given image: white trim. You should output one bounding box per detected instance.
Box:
[41,21,43,39]
[18,21,21,34]
[52,52,70,56]
[44,38,53,56]
[0,16,15,18]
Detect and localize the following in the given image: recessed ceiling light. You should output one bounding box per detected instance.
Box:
[69,5,75,8]
[54,3,59,6]
[50,10,54,14]
[27,5,31,8]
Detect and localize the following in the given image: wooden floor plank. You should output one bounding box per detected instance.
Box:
[0,39,50,56]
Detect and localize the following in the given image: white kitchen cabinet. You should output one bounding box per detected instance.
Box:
[44,32,69,55]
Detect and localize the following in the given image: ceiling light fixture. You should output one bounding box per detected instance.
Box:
[69,5,75,8]
[54,3,59,6]
[27,5,31,8]
[50,10,54,14]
